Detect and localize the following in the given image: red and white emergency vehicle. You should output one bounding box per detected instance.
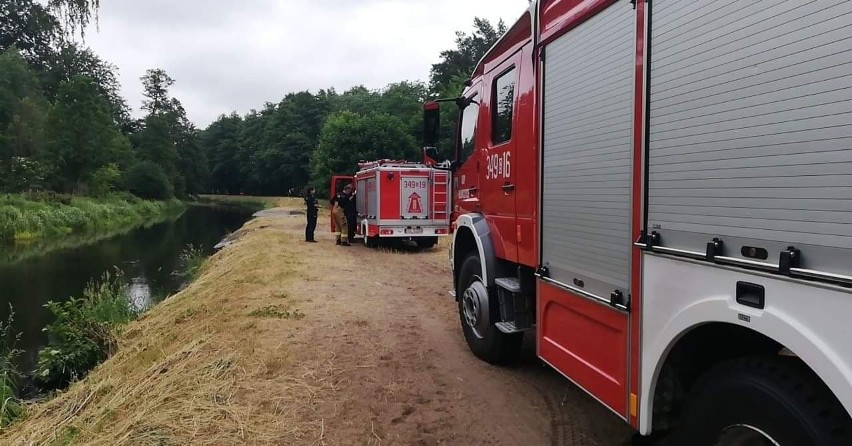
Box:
[426,0,852,443]
[330,160,451,248]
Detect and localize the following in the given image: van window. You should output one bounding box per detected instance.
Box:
[458,96,479,163]
[492,67,516,145]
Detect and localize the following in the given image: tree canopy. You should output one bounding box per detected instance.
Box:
[0,6,505,200]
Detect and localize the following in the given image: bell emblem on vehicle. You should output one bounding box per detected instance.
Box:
[407,192,423,214]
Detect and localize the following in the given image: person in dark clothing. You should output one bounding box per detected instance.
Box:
[304,188,319,243]
[344,186,358,243]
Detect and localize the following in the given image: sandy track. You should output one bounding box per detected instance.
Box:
[272,209,635,445]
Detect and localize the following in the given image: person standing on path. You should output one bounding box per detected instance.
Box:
[331,184,352,246]
[304,188,319,243]
[344,187,358,244]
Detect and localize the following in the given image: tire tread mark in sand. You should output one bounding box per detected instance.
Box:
[537,383,599,446]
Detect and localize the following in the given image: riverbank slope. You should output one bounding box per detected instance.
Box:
[1,198,632,445]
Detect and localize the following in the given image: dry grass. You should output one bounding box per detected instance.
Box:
[0,208,332,445]
[0,195,461,445]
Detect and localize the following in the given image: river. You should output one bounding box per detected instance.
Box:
[0,204,255,375]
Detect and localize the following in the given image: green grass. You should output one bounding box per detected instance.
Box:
[0,192,184,242]
[248,305,305,320]
[0,306,23,428]
[33,270,140,391]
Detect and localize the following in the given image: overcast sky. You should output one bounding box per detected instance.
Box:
[82,0,528,128]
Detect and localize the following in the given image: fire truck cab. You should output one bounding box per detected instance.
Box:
[433,0,852,443]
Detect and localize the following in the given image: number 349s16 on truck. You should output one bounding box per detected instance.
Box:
[422,0,852,444]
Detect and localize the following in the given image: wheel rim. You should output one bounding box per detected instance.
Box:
[462,278,489,339]
[714,425,780,446]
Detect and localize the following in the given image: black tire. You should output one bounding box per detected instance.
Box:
[363,235,376,248]
[672,356,852,446]
[456,253,522,364]
[416,237,438,249]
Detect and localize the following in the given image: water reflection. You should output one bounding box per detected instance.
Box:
[0,204,254,373]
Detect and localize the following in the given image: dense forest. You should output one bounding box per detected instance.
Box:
[1,0,506,199]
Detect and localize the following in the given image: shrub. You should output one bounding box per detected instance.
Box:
[88,163,122,197]
[0,306,23,428]
[123,161,174,200]
[0,206,22,240]
[34,270,138,390]
[177,244,207,280]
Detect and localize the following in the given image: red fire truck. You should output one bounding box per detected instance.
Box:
[330,160,451,248]
[424,0,852,444]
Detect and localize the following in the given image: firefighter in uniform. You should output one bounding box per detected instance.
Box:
[304,187,319,243]
[345,187,358,243]
[331,184,352,246]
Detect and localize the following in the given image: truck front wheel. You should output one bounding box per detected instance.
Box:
[673,357,852,446]
[456,253,522,364]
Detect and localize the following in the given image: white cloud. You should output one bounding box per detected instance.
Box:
[83,0,528,127]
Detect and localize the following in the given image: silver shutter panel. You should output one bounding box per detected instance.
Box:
[541,2,636,299]
[648,0,852,276]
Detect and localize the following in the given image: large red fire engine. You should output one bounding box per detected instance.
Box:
[424,0,852,444]
[330,160,451,248]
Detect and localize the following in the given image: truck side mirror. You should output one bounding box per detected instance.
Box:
[423,101,440,148]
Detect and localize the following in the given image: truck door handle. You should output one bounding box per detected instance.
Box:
[502,183,515,193]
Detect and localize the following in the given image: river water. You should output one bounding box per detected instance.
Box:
[0,204,255,374]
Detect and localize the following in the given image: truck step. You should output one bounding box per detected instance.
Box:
[495,277,521,293]
[495,321,532,334]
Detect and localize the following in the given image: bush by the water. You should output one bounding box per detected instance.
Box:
[123,161,174,200]
[0,193,182,241]
[0,307,22,428]
[33,271,139,390]
[177,244,207,280]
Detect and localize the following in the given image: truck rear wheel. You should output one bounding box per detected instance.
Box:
[673,357,852,446]
[456,253,522,364]
[416,237,438,249]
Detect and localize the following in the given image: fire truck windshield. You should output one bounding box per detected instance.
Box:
[457,96,479,163]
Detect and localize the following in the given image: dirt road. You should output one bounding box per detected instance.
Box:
[266,208,635,445]
[4,203,635,445]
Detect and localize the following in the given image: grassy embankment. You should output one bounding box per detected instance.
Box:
[0,193,185,242]
[1,197,313,444]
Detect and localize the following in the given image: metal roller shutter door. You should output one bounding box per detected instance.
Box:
[648,0,852,276]
[541,1,636,300]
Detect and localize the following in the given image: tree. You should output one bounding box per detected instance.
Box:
[133,113,178,184]
[45,0,99,38]
[0,0,61,65]
[40,43,131,131]
[427,18,506,159]
[3,96,49,156]
[46,75,130,192]
[428,18,506,97]
[201,113,243,194]
[235,104,275,194]
[259,91,332,194]
[0,48,42,129]
[123,161,173,200]
[134,68,206,196]
[310,112,416,195]
[140,68,175,115]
